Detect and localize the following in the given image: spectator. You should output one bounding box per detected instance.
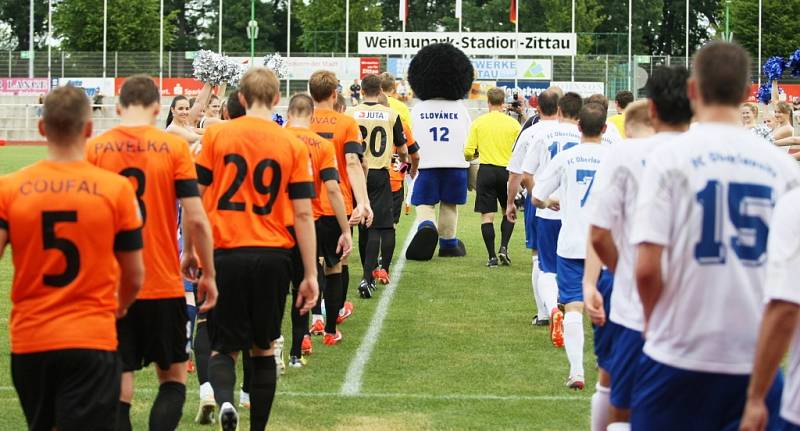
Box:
[608,90,634,138]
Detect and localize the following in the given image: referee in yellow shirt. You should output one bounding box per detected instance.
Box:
[465,87,522,267]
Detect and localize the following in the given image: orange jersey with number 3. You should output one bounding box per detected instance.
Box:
[310,108,363,216]
[87,125,199,300]
[196,116,314,250]
[287,126,339,220]
[0,160,143,354]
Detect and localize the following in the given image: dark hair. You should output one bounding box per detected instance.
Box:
[693,41,751,107]
[408,43,474,101]
[288,93,315,118]
[579,102,607,137]
[558,92,583,119]
[226,90,245,119]
[645,66,692,125]
[538,90,560,116]
[166,95,188,127]
[119,74,159,108]
[615,91,634,110]
[586,94,609,113]
[43,85,91,142]
[361,74,382,97]
[380,72,396,93]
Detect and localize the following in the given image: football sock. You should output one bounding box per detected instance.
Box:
[194,319,211,386]
[290,288,308,358]
[117,401,132,431]
[607,422,631,431]
[358,224,368,267]
[342,265,350,304]
[241,350,252,394]
[379,228,396,273]
[539,272,559,315]
[363,228,381,283]
[208,354,236,406]
[531,256,545,319]
[249,356,278,430]
[149,381,186,431]
[500,218,514,249]
[590,383,610,431]
[324,273,343,334]
[186,302,197,347]
[481,222,496,259]
[564,311,585,377]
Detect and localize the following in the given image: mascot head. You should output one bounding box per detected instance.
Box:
[408,43,474,101]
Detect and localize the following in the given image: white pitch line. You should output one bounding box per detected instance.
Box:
[340,224,417,395]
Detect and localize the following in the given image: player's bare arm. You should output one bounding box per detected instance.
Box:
[590,226,618,273]
[187,82,213,126]
[292,197,320,314]
[114,249,144,318]
[180,196,218,312]
[583,240,606,326]
[505,172,524,222]
[740,300,800,431]
[0,228,7,260]
[409,149,420,179]
[346,152,373,227]
[324,179,353,256]
[635,242,664,326]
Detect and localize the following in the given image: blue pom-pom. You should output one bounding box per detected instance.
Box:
[763,56,786,81]
[272,113,284,126]
[757,82,772,105]
[788,49,800,77]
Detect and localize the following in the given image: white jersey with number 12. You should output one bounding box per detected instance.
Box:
[411,100,471,169]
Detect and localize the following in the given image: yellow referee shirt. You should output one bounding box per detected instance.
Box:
[464,111,522,167]
[608,113,626,138]
[388,96,411,129]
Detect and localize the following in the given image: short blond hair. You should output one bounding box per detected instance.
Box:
[487,88,506,106]
[239,67,280,108]
[624,100,653,138]
[309,70,339,102]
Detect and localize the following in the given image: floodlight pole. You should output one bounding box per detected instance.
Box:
[685,0,689,67]
[28,0,33,78]
[250,0,255,64]
[287,0,291,97]
[570,0,575,82]
[103,0,107,78]
[218,0,223,54]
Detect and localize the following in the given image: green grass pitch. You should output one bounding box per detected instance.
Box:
[0,145,595,430]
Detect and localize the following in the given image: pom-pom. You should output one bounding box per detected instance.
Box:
[263,53,289,79]
[756,82,772,105]
[408,43,474,101]
[272,113,284,126]
[192,50,228,85]
[225,59,246,88]
[763,56,786,82]
[788,49,800,77]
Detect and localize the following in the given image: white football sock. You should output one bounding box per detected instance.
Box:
[312,314,324,324]
[199,381,214,400]
[607,423,631,431]
[531,256,545,319]
[538,272,559,316]
[591,383,610,431]
[564,311,584,377]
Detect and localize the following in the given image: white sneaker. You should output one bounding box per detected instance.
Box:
[274,335,286,375]
[195,382,215,424]
[565,375,585,390]
[238,389,250,409]
[219,402,239,431]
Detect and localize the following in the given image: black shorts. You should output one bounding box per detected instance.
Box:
[117,297,190,372]
[367,169,393,229]
[474,164,509,214]
[12,349,120,431]
[209,248,292,353]
[392,184,404,225]
[316,216,343,267]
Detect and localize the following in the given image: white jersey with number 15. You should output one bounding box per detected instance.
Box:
[411,100,471,169]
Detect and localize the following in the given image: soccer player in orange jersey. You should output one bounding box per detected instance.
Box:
[309,70,372,330]
[86,75,218,431]
[0,85,144,430]
[195,67,319,431]
[287,93,353,349]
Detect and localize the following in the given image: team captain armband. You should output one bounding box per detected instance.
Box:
[196,164,213,186]
[408,143,420,154]
[114,227,144,251]
[175,179,200,198]
[289,182,316,199]
[320,167,339,183]
[344,141,364,155]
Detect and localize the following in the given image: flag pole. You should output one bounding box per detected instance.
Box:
[345,0,350,58]
[757,0,762,87]
[218,0,223,54]
[514,0,519,90]
[570,0,575,82]
[685,0,689,67]
[287,0,291,97]
[159,0,164,94]
[47,0,51,83]
[28,0,33,78]
[627,0,632,91]
[102,0,107,78]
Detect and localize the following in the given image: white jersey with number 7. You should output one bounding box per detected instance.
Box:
[630,122,800,374]
[411,100,471,169]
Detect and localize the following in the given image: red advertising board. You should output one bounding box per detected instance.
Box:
[114,77,206,97]
[749,83,800,103]
[0,78,49,95]
[359,57,381,78]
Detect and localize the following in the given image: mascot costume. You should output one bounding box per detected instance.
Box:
[405,43,475,261]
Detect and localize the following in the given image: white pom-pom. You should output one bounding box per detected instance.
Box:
[262,53,289,79]
[192,50,228,85]
[225,59,246,88]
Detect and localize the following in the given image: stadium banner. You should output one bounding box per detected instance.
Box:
[496,80,550,98]
[114,77,205,97]
[749,83,800,102]
[388,58,552,80]
[0,78,49,95]
[359,32,576,56]
[53,78,114,97]
[230,56,380,80]
[359,57,382,78]
[551,81,605,98]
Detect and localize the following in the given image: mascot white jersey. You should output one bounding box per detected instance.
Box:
[412,101,471,169]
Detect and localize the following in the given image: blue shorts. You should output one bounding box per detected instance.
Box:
[631,354,784,431]
[556,256,583,304]
[779,418,800,430]
[524,194,537,250]
[609,326,644,409]
[536,217,561,273]
[593,270,618,371]
[411,168,468,206]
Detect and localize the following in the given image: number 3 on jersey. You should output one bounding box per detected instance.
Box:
[695,180,773,265]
